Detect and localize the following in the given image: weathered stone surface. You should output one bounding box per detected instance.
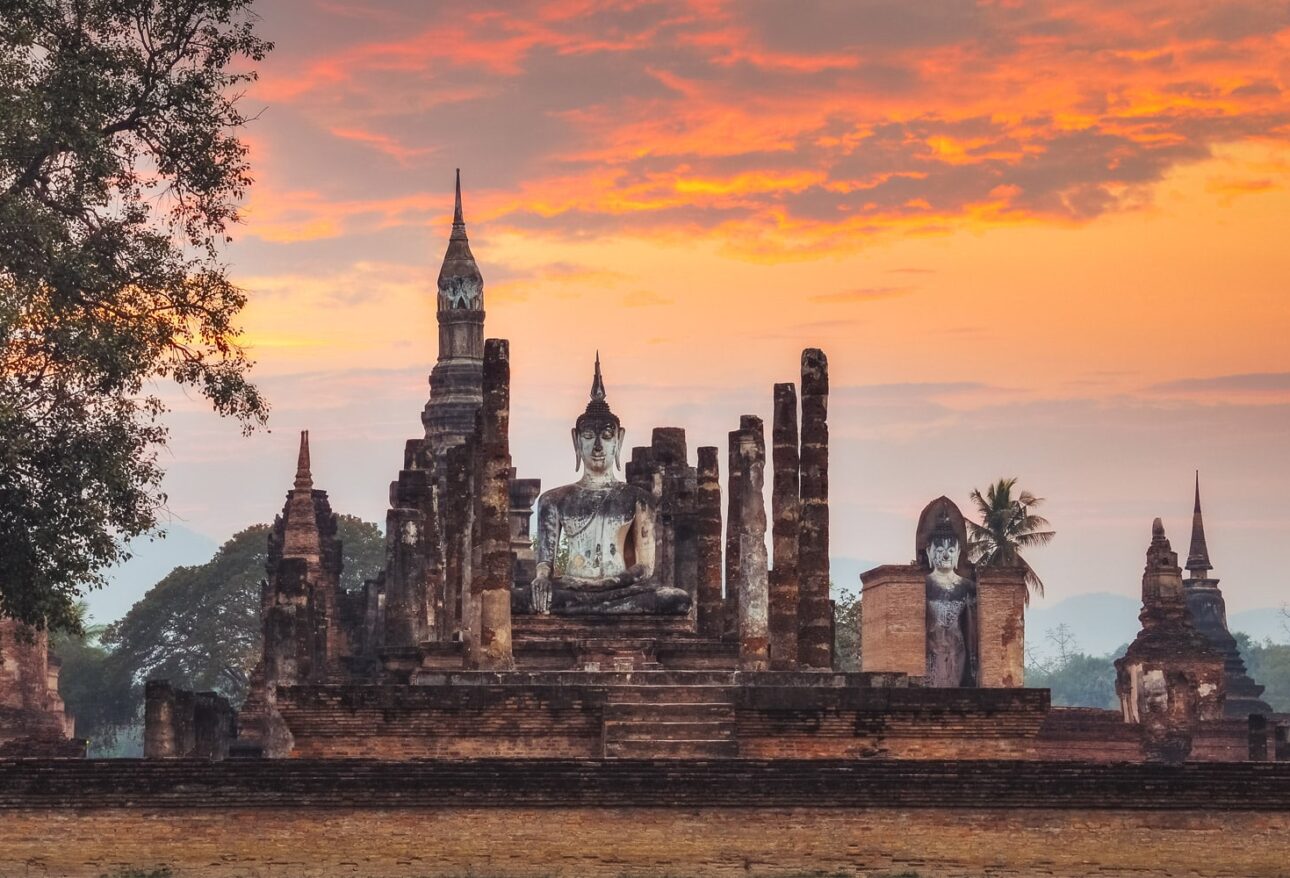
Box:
[769,382,800,670]
[0,617,81,757]
[143,680,236,760]
[976,567,1026,688]
[423,170,485,464]
[1116,518,1227,763]
[797,348,832,669]
[508,474,542,588]
[1182,475,1272,717]
[471,339,515,670]
[860,565,926,678]
[524,357,689,617]
[918,496,978,687]
[732,419,769,670]
[237,433,346,757]
[695,446,724,638]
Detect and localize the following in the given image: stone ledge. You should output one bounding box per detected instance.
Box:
[3,758,1290,811]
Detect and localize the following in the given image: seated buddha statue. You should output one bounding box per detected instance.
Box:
[519,356,691,616]
[917,497,979,687]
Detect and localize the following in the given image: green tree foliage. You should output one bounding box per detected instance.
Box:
[0,1,273,633]
[833,586,862,672]
[57,515,384,747]
[1235,632,1290,712]
[49,604,135,750]
[967,477,1055,602]
[1024,625,1118,709]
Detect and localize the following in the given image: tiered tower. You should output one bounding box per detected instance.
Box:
[1182,474,1272,718]
[423,169,485,463]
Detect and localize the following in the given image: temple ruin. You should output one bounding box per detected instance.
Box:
[127,174,1285,768]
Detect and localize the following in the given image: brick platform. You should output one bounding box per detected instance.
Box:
[3,759,1290,877]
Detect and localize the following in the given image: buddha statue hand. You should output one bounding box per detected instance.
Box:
[531,563,553,615]
[613,564,648,587]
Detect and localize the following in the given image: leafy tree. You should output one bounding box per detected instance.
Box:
[1030,653,1118,709]
[49,603,135,751]
[833,585,862,672]
[967,477,1055,602]
[60,515,384,746]
[0,0,272,633]
[1024,625,1118,709]
[1235,632,1290,712]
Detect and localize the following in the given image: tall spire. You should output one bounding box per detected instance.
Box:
[294,430,313,491]
[451,167,465,237]
[437,169,483,310]
[1186,471,1212,576]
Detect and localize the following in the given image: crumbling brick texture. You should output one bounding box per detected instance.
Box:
[860,567,925,677]
[977,568,1027,688]
[1,802,1288,877]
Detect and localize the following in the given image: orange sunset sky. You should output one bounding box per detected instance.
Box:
[108,1,1290,631]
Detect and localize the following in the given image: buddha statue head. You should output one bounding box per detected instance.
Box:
[925,510,961,575]
[915,495,973,579]
[572,353,625,480]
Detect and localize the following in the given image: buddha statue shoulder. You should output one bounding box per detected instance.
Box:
[916,496,979,687]
[521,355,691,616]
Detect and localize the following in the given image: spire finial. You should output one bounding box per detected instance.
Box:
[591,350,605,402]
[294,430,313,491]
[576,351,618,431]
[453,168,463,226]
[1187,471,1213,575]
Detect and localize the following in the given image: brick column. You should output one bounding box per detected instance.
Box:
[724,432,744,638]
[734,417,769,671]
[798,348,832,669]
[696,446,724,638]
[472,339,514,670]
[769,382,800,670]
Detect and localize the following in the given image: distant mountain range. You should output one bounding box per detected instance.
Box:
[1019,592,1288,660]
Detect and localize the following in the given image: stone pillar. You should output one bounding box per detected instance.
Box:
[471,339,514,670]
[143,679,177,758]
[651,428,691,597]
[769,382,800,670]
[798,348,832,669]
[509,474,542,588]
[442,443,473,642]
[977,567,1027,687]
[695,447,724,638]
[383,503,428,649]
[724,430,744,639]
[734,418,770,671]
[859,565,926,677]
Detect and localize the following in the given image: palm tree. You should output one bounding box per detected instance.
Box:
[967,477,1055,603]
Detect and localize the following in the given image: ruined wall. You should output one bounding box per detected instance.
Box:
[0,618,81,757]
[271,679,1258,761]
[3,760,1290,877]
[977,568,1026,687]
[859,566,925,677]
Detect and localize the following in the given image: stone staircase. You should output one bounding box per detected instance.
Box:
[602,683,738,758]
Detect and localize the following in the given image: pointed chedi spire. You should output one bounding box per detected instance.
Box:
[282,430,322,561]
[438,168,483,311]
[1187,471,1212,576]
[452,167,465,234]
[591,350,605,401]
[294,430,313,491]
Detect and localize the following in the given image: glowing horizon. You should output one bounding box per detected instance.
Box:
[91,1,1290,630]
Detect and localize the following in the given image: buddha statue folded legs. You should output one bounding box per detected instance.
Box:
[513,354,691,617]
